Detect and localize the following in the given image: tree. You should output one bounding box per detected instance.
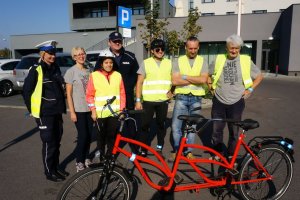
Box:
[180,7,202,41]
[138,0,169,53]
[166,30,180,58]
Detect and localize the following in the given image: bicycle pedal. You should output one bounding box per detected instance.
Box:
[158,177,170,186]
[226,168,239,176]
[174,174,183,184]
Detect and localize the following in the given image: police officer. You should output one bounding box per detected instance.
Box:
[23,40,68,182]
[135,39,174,157]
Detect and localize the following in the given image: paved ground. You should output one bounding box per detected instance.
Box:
[0,73,300,200]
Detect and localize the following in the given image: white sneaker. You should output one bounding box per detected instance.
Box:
[85,159,93,168]
[76,162,85,172]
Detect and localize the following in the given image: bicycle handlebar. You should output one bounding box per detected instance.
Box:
[104,96,144,119]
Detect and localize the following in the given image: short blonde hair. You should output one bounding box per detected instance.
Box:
[71,47,86,60]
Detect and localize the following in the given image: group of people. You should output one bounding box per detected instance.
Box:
[22,31,263,182]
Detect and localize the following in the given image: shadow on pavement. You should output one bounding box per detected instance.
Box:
[0,127,39,153]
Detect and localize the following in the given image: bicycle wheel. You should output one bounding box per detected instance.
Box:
[238,144,293,200]
[57,166,131,200]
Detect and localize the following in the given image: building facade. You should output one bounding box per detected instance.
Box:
[10,0,300,75]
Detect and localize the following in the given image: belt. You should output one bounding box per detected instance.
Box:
[177,93,195,97]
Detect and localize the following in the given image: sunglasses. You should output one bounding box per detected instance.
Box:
[154,48,165,53]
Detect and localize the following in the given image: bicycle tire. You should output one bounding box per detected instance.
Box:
[238,144,293,200]
[57,166,131,200]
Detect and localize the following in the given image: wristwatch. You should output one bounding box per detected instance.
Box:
[136,98,141,102]
[247,87,254,93]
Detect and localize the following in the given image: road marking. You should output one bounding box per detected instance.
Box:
[0,105,27,109]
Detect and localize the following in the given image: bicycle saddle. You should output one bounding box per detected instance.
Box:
[234,119,259,131]
[178,114,205,124]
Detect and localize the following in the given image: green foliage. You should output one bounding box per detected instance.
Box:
[0,48,11,59]
[166,30,181,57]
[138,0,169,51]
[180,7,202,41]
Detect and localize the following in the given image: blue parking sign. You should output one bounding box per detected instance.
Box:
[118,6,132,28]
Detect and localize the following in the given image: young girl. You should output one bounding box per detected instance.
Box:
[86,49,126,159]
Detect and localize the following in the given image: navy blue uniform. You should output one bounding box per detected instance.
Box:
[23,61,66,178]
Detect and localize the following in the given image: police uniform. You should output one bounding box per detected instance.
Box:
[23,40,67,182]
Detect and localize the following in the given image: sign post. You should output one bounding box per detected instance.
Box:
[117,6,132,38]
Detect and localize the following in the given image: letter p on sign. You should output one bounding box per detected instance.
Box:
[118,6,132,28]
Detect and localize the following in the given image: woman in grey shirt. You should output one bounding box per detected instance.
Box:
[64,47,93,172]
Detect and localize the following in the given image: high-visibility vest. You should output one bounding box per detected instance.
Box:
[175,55,206,96]
[31,65,43,118]
[212,54,253,89]
[92,71,122,118]
[142,57,172,101]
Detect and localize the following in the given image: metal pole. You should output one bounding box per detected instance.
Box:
[116,5,119,32]
[237,0,242,36]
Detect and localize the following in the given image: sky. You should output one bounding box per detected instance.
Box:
[0,0,175,49]
[0,0,70,49]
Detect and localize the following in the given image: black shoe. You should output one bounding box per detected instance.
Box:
[45,172,65,182]
[56,168,70,177]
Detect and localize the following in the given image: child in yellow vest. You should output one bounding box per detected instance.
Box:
[86,50,126,159]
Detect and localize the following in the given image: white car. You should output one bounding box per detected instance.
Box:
[0,59,20,97]
[14,53,75,91]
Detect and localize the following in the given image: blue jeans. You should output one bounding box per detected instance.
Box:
[172,94,202,153]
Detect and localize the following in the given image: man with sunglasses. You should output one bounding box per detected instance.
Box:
[23,40,68,182]
[95,32,139,153]
[169,36,208,161]
[135,39,173,157]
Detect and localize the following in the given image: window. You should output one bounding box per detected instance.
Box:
[252,10,267,14]
[201,13,215,16]
[1,61,19,71]
[202,0,215,3]
[132,6,145,15]
[189,0,194,10]
[226,12,235,15]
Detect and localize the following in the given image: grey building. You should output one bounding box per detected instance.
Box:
[10,1,300,75]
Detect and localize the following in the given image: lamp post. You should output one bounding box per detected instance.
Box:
[237,0,242,36]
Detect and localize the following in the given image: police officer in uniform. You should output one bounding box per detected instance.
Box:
[23,40,68,182]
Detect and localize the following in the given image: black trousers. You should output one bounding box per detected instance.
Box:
[211,97,245,156]
[95,117,118,156]
[139,101,168,151]
[74,112,93,163]
[35,114,63,175]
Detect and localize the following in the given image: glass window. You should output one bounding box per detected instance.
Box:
[189,0,194,10]
[202,0,215,3]
[201,13,215,16]
[226,12,235,15]
[1,61,19,71]
[252,10,267,14]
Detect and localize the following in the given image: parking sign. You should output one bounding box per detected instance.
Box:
[118,6,132,28]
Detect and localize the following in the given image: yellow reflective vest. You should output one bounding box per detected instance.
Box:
[175,55,206,96]
[212,54,253,89]
[30,65,43,118]
[142,57,172,101]
[92,71,122,118]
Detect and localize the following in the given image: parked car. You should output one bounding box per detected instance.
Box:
[14,53,75,91]
[0,59,20,97]
[86,50,100,66]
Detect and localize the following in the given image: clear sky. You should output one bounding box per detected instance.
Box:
[0,0,70,49]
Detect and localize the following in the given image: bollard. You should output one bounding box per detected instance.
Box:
[275,65,279,77]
